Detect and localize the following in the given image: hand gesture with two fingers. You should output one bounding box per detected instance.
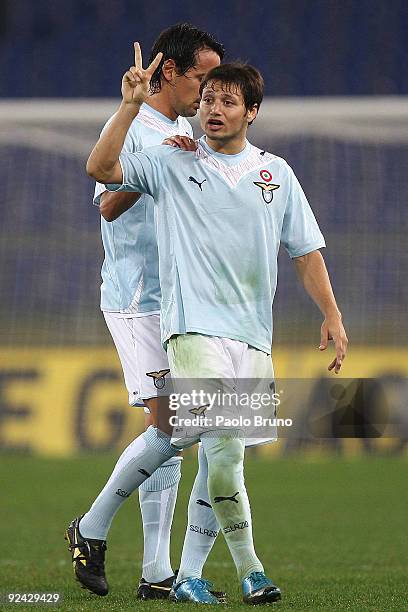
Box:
[121,42,163,107]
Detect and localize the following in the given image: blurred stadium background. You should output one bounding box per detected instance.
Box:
[1,2,407,609]
[0,0,406,457]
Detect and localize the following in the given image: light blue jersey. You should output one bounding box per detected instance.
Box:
[107,137,325,352]
[94,104,192,314]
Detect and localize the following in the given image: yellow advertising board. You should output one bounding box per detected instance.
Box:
[0,346,407,456]
[0,347,144,455]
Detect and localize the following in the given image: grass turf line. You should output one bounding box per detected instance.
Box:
[0,454,407,611]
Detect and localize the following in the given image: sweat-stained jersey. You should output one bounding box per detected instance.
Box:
[107,136,326,352]
[93,103,192,314]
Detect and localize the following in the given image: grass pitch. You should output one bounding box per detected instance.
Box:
[0,452,407,611]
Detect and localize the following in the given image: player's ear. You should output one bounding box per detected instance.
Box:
[161,58,177,84]
[247,104,258,126]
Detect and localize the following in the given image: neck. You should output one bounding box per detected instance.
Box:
[204,133,247,155]
[146,87,178,121]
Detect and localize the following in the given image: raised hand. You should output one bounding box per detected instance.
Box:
[121,42,163,107]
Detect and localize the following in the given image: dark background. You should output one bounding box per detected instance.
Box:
[1,0,407,98]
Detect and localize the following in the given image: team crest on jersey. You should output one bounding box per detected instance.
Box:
[253,169,280,204]
[146,369,170,389]
[189,404,210,417]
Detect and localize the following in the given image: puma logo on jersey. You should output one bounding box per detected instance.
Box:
[146,369,170,389]
[214,491,240,504]
[188,176,206,191]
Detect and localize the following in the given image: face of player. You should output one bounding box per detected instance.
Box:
[199,80,258,153]
[170,49,221,118]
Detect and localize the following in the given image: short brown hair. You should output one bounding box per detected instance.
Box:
[199,62,264,116]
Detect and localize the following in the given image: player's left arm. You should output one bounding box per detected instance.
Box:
[294,250,348,373]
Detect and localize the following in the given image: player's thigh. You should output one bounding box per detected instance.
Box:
[103,312,145,408]
[131,313,171,404]
[235,343,274,380]
[236,345,275,409]
[168,334,243,449]
[132,315,174,434]
[167,333,234,379]
[236,344,277,447]
[103,312,170,416]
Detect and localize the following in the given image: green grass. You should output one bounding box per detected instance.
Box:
[1,453,407,611]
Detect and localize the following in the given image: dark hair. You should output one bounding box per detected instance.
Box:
[148,23,225,94]
[199,62,264,121]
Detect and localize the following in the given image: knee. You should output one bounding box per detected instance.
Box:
[204,436,244,471]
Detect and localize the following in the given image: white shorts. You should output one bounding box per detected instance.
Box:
[103,312,170,408]
[167,334,277,449]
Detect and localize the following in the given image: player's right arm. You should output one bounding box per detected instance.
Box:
[98,121,194,221]
[86,42,162,184]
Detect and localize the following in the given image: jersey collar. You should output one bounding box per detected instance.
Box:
[142,102,180,126]
[199,136,251,166]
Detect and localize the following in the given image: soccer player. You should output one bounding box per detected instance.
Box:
[65,24,225,600]
[86,44,348,604]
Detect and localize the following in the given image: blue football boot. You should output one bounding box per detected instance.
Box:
[242,571,281,604]
[169,578,220,604]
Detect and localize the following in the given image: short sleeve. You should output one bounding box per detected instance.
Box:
[281,164,326,258]
[106,150,158,199]
[93,115,140,206]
